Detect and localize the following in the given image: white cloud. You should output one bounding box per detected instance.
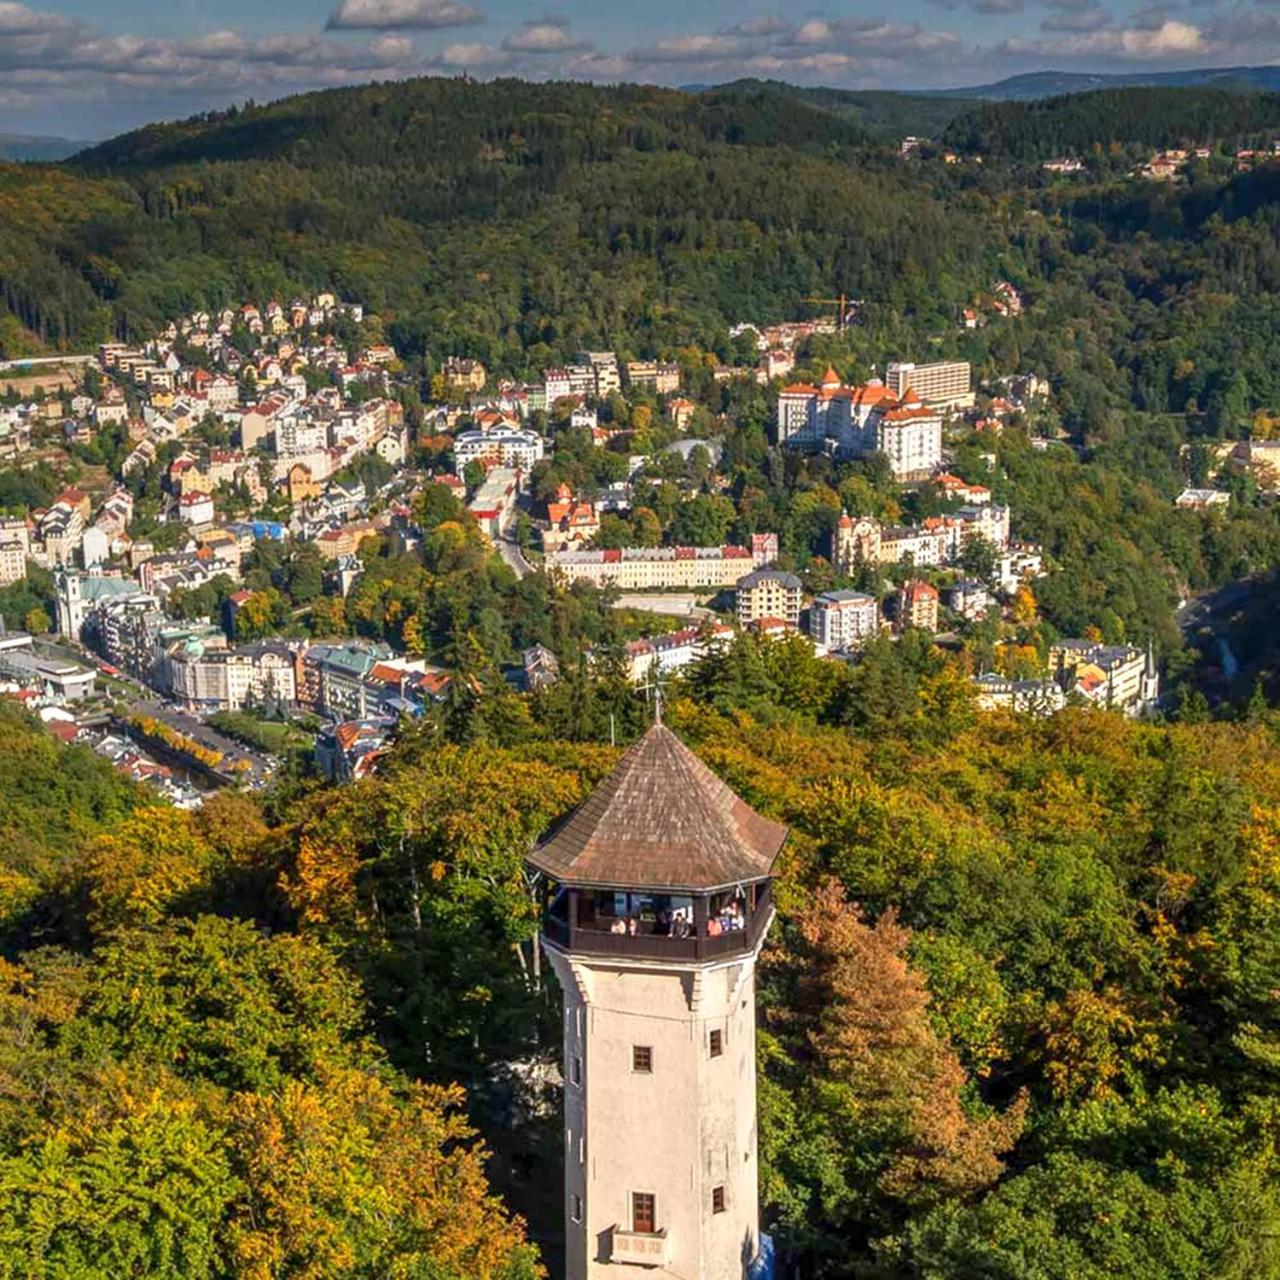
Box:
[1001,16,1206,57]
[502,17,592,53]
[431,41,511,68]
[629,33,752,63]
[0,1,422,101]
[325,0,483,31]
[10,0,1280,134]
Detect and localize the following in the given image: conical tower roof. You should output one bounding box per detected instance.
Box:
[529,724,787,892]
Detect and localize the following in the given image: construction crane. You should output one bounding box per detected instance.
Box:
[802,293,859,331]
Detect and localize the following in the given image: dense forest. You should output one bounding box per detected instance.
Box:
[943,86,1280,160]
[2,624,1278,1276]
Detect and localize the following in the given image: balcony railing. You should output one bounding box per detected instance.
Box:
[610,1226,670,1267]
[543,882,773,962]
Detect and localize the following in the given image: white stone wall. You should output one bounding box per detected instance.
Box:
[548,947,765,1280]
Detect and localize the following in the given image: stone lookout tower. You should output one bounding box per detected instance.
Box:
[529,723,786,1279]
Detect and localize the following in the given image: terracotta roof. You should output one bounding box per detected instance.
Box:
[529,724,787,892]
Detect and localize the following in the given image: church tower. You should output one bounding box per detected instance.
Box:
[530,723,785,1280]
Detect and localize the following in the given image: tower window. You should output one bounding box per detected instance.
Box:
[631,1192,656,1234]
[570,1055,582,1087]
[709,1029,723,1058]
[632,1045,653,1073]
[571,1193,583,1224]
[712,1185,726,1214]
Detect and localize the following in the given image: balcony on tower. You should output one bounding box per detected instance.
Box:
[529,723,786,964]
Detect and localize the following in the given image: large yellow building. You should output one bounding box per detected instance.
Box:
[547,545,758,591]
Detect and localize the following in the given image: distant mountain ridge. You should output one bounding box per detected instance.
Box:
[915,65,1280,101]
[0,133,84,163]
[688,66,1280,104]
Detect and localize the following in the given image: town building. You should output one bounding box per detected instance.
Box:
[973,673,1067,715]
[666,398,697,431]
[547,545,760,591]
[897,580,939,633]
[809,590,879,651]
[85,590,168,677]
[776,370,943,478]
[621,623,734,683]
[576,351,622,398]
[441,357,487,394]
[624,361,681,394]
[165,638,300,712]
[54,571,140,641]
[178,490,215,525]
[884,360,974,410]
[833,507,1011,574]
[0,539,25,587]
[453,426,544,474]
[531,722,784,1280]
[542,485,600,553]
[316,717,396,781]
[467,468,521,539]
[0,634,96,701]
[736,569,803,630]
[1048,640,1160,715]
[1175,488,1230,510]
[947,579,993,622]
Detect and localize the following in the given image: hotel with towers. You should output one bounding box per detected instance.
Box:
[529,719,785,1280]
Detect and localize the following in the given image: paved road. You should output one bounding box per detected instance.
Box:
[0,355,95,371]
[128,697,275,783]
[1176,578,1254,636]
[495,534,535,579]
[39,639,275,783]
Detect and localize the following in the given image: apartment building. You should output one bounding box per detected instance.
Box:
[453,426,544,473]
[897,580,939,633]
[624,361,681,394]
[809,590,879,651]
[621,622,734,683]
[441,357,487,394]
[0,541,24,587]
[884,360,974,410]
[973,673,1066,715]
[736,569,803,629]
[467,468,521,538]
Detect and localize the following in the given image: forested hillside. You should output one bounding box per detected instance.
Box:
[944,86,1280,160]
[0,76,995,361]
[3,635,1279,1276]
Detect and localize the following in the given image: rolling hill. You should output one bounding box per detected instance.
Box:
[927,64,1280,101]
[0,132,85,163]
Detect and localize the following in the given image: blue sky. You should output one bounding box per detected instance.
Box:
[1,0,1276,137]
